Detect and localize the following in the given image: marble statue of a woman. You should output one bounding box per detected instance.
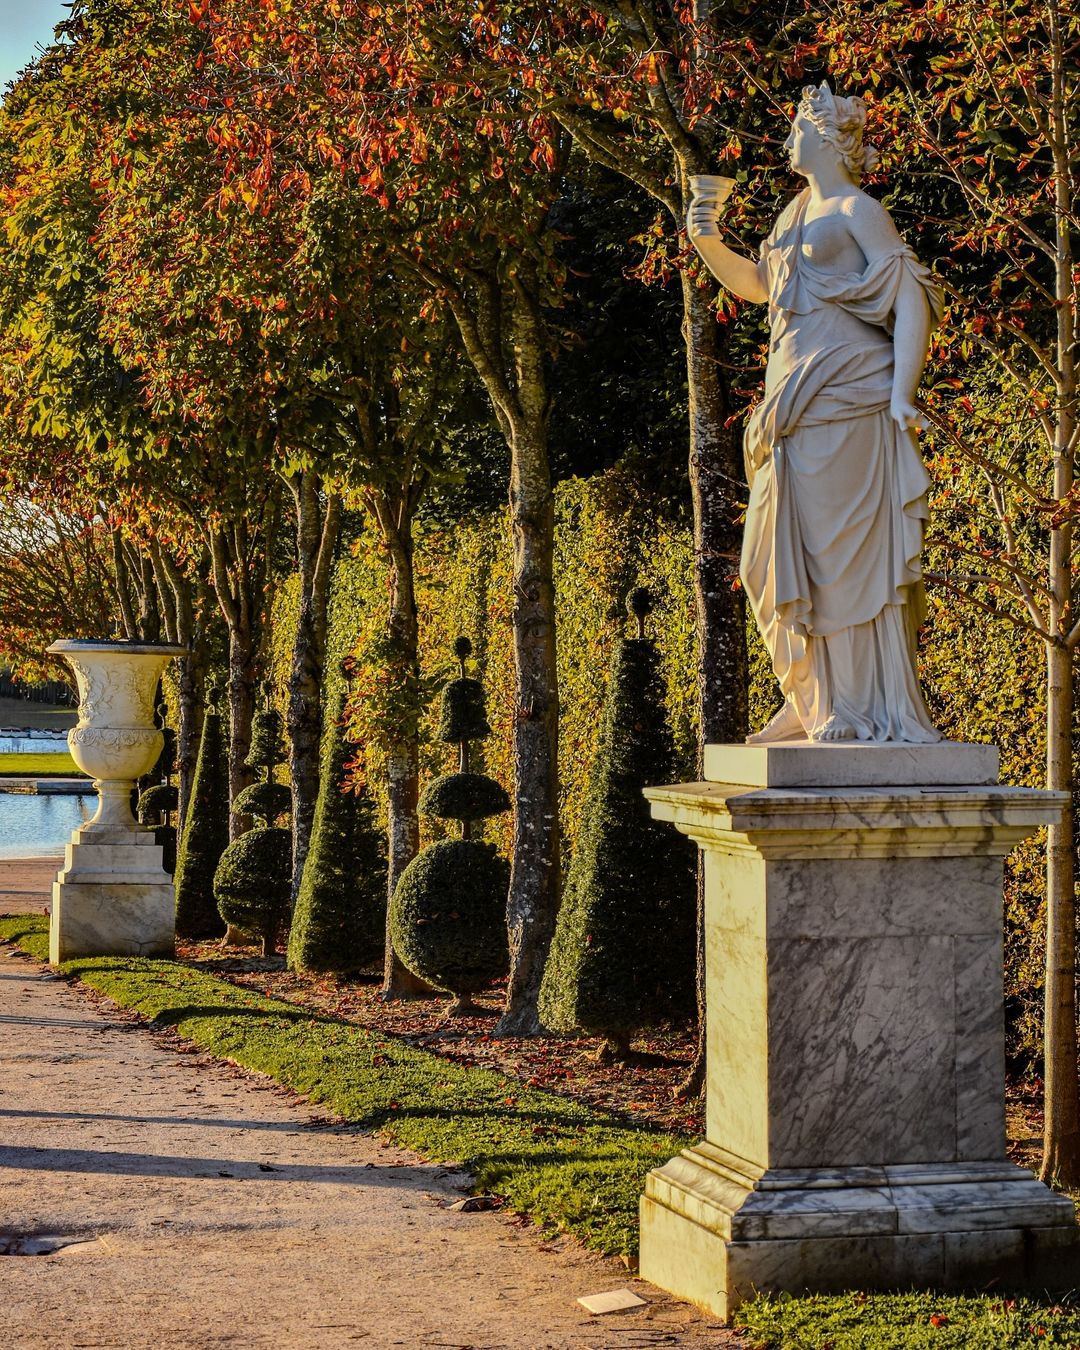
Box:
[689,83,942,744]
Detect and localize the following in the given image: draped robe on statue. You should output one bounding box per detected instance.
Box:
[741,189,943,743]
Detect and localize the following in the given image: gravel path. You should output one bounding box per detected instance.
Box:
[0,919,737,1348]
[0,859,56,913]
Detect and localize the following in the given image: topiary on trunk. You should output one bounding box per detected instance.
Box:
[288,690,387,974]
[213,701,291,957]
[138,783,179,874]
[137,703,179,874]
[539,589,696,1059]
[390,637,510,1014]
[390,839,510,1010]
[173,688,229,938]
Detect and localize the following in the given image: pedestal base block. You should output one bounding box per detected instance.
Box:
[639,744,1080,1319]
[640,1145,1080,1320]
[50,828,175,962]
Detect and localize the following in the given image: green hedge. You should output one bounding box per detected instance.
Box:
[263,463,1050,1067]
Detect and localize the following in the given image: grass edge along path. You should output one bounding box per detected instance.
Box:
[0,914,683,1257]
[7,915,1080,1347]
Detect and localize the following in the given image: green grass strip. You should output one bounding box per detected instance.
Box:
[737,1290,1080,1348]
[0,751,85,777]
[0,914,681,1256]
[11,915,1075,1343]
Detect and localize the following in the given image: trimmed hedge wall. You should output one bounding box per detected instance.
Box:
[262,462,1048,1067]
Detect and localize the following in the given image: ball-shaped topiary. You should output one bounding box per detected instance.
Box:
[418,772,510,822]
[233,780,291,825]
[138,784,180,875]
[390,840,510,1011]
[539,634,696,1058]
[137,783,178,825]
[213,827,292,957]
[288,695,387,975]
[174,700,229,938]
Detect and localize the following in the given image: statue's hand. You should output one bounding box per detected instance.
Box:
[890,394,922,432]
[686,199,721,240]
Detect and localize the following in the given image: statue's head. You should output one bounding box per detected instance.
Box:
[784,82,879,183]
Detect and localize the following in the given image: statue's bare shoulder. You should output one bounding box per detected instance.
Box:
[840,190,906,262]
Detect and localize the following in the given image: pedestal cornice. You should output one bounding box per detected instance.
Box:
[644,780,1067,859]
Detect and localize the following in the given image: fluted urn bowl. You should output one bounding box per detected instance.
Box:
[46,639,186,832]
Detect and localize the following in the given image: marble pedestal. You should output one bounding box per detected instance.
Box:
[639,742,1080,1320]
[51,825,175,963]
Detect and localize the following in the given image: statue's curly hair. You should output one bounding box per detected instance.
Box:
[798,81,879,182]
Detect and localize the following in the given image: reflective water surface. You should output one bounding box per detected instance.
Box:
[0,732,70,755]
[0,793,93,859]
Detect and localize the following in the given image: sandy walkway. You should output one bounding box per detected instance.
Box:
[0,858,57,914]
[0,935,736,1348]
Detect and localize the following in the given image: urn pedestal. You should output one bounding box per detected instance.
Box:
[638,743,1080,1320]
[46,640,185,963]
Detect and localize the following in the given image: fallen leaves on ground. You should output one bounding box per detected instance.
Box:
[177,940,704,1136]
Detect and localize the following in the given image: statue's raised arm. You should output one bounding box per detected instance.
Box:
[690,82,944,746]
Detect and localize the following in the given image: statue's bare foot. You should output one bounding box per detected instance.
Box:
[746,701,806,745]
[812,714,857,743]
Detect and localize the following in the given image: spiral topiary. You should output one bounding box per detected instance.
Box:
[213,695,291,956]
[390,636,510,1014]
[174,688,229,937]
[539,591,696,1059]
[288,689,387,974]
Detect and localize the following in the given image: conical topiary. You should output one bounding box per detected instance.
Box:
[288,689,387,974]
[539,589,696,1059]
[214,698,291,957]
[173,687,229,938]
[390,636,510,1014]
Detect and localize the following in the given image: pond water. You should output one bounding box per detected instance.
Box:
[0,732,70,755]
[0,792,94,859]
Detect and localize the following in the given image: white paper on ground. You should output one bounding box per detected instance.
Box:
[576,1289,647,1315]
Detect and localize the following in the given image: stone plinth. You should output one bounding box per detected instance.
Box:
[51,826,174,963]
[638,742,1080,1320]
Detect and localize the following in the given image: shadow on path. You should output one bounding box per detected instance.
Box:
[0,1107,349,1135]
[0,1144,448,1186]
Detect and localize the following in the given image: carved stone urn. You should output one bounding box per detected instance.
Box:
[47,640,185,830]
[46,639,186,962]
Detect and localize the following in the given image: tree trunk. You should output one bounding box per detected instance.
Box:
[681,269,748,746]
[226,617,257,840]
[1041,0,1080,1188]
[172,573,202,832]
[175,649,202,833]
[379,508,431,997]
[677,261,749,1097]
[1042,639,1080,1186]
[111,526,137,639]
[210,520,269,842]
[285,474,340,902]
[496,425,561,1036]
